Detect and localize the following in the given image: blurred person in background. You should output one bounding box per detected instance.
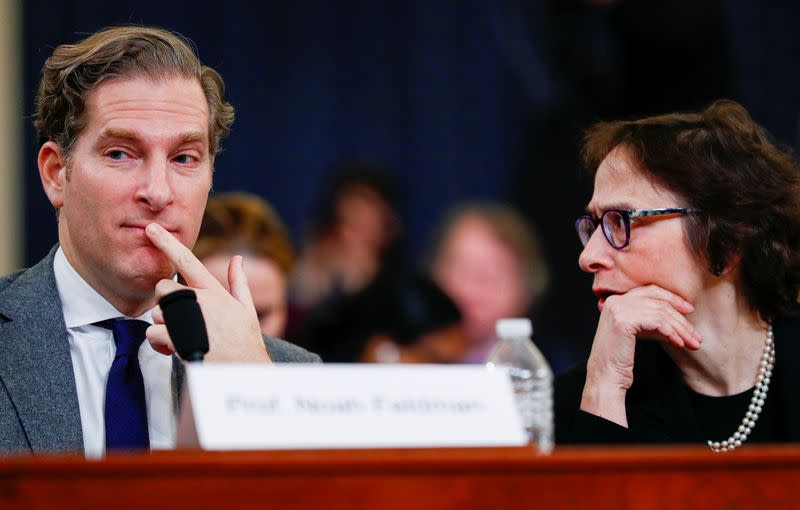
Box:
[360,274,467,364]
[299,272,467,363]
[193,193,295,338]
[427,203,569,368]
[287,162,404,338]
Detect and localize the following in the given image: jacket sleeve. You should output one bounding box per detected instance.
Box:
[554,364,635,444]
[568,410,635,444]
[264,335,323,363]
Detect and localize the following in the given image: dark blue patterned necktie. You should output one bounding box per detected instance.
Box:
[99,318,150,451]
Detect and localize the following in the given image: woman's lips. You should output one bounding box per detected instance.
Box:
[593,289,618,311]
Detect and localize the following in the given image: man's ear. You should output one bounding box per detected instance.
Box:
[38,141,67,209]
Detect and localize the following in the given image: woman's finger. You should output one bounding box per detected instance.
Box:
[634,301,702,350]
[662,305,703,349]
[633,285,695,314]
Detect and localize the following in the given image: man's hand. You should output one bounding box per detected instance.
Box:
[144,222,271,363]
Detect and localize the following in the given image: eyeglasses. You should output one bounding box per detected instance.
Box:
[575,208,700,250]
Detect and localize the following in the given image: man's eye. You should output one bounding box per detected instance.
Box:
[107,150,128,161]
[174,154,196,164]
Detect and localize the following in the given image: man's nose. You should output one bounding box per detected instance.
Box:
[135,159,174,211]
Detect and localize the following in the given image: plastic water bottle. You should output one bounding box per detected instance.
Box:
[487,318,553,453]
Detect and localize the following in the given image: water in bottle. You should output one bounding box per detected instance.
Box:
[487,318,554,453]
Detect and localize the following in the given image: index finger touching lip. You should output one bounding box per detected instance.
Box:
[145,223,222,290]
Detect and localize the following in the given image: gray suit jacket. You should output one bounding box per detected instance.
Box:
[0,248,320,454]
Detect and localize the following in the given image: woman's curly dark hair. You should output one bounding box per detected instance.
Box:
[583,99,800,321]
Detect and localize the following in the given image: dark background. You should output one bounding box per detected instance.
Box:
[21,0,800,364]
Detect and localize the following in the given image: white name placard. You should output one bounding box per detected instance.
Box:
[176,364,526,450]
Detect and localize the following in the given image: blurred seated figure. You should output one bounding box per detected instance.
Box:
[299,272,467,363]
[428,203,552,365]
[360,274,468,363]
[193,193,295,338]
[287,162,404,336]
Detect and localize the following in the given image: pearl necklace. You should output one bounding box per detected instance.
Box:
[708,324,775,452]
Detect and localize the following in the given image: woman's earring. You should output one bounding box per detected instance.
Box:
[711,262,725,276]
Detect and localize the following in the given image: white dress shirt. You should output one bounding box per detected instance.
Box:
[53,247,176,458]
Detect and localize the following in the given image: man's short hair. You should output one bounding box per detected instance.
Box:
[34,25,234,159]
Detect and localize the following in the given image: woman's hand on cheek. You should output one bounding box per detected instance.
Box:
[580,285,702,427]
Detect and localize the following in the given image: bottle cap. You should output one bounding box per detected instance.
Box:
[495,318,532,339]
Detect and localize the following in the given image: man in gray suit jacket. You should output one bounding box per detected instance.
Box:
[0,26,319,455]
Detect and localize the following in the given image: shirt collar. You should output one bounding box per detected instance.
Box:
[53,246,154,328]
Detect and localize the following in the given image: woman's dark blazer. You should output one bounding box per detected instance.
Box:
[554,313,800,445]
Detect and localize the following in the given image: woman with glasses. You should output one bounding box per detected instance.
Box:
[554,100,800,450]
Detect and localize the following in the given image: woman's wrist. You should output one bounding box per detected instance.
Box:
[580,375,629,428]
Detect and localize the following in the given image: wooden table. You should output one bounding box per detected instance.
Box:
[1,446,798,509]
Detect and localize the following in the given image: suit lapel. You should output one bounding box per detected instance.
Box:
[0,249,83,452]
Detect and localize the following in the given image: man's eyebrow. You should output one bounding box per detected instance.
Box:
[96,128,208,147]
[178,131,207,145]
[97,127,140,142]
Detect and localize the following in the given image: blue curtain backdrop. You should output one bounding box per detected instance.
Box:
[21,0,800,365]
[23,1,548,260]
